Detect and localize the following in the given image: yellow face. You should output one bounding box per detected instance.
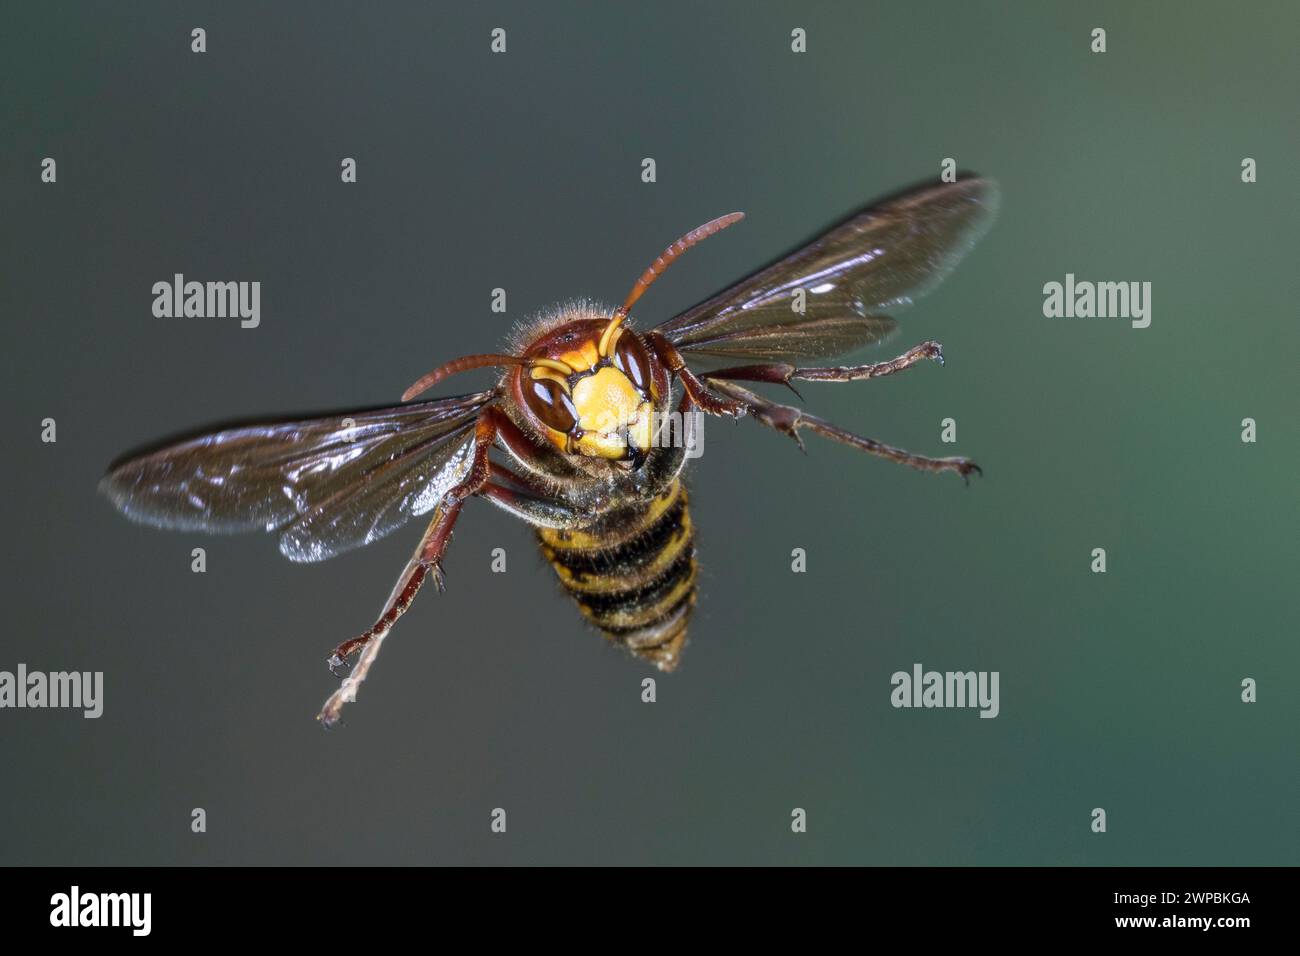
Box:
[520,324,660,463]
[570,366,654,459]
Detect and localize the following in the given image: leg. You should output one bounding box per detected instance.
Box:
[324,417,495,674]
[646,331,748,417]
[709,379,981,482]
[701,340,946,388]
[317,413,497,727]
[487,405,582,487]
[477,480,595,530]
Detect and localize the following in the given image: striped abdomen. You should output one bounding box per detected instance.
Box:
[537,479,696,671]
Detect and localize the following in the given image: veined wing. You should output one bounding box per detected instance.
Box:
[653,177,999,362]
[99,391,496,562]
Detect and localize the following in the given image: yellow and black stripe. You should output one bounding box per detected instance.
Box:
[537,479,696,671]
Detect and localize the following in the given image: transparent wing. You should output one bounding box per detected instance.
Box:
[100,391,496,561]
[276,421,478,563]
[653,177,999,362]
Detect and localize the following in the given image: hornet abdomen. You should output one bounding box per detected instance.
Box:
[537,479,696,671]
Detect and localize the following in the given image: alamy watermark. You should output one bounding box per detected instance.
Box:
[152,273,260,328]
[650,407,704,459]
[586,405,706,459]
[50,886,150,936]
[1042,273,1151,329]
[0,664,103,718]
[890,663,999,718]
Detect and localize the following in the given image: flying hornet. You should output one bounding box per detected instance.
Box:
[100,176,999,726]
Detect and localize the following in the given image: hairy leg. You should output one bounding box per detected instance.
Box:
[486,405,582,488]
[701,340,946,389]
[318,413,497,727]
[477,480,595,530]
[708,378,981,482]
[646,331,748,418]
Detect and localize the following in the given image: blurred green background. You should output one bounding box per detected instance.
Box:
[2,1,1295,864]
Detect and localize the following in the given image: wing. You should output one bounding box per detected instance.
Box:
[653,177,999,362]
[99,390,496,563]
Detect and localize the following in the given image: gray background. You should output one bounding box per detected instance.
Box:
[2,1,1296,865]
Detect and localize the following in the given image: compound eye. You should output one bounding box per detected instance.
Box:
[612,333,651,393]
[524,377,577,434]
